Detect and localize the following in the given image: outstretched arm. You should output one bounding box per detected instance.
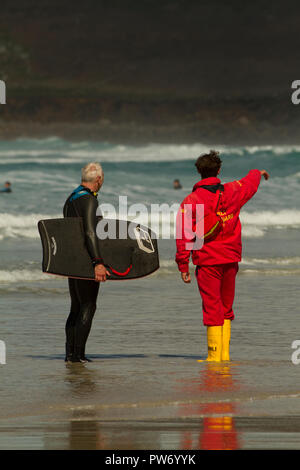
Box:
[235,169,269,207]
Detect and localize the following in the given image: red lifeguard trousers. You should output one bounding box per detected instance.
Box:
[195,262,239,326]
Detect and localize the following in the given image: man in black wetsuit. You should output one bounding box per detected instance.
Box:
[63,162,110,363]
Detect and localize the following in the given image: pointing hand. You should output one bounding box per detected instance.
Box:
[260,170,270,180]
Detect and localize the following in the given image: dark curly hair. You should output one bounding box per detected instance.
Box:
[195,150,222,178]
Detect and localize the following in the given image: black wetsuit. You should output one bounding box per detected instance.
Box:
[63,185,103,362]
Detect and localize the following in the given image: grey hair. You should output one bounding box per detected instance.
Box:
[81,162,103,182]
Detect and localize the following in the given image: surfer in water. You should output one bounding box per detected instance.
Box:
[0,181,12,193]
[63,163,110,363]
[175,150,269,362]
[173,179,182,189]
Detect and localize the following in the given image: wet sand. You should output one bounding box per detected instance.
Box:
[2,414,300,450]
[0,236,299,450]
[0,358,300,450]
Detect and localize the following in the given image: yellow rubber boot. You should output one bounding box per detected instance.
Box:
[206,325,223,362]
[221,319,231,361]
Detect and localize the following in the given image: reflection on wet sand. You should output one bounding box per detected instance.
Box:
[42,362,242,450]
[178,363,241,450]
[62,364,160,450]
[67,419,162,450]
[64,363,98,397]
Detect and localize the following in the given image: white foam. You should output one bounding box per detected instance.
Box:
[0,227,40,239]
[15,136,63,144]
[241,256,300,266]
[241,210,300,227]
[241,226,265,238]
[241,145,300,155]
[240,268,300,275]
[0,269,55,283]
[1,141,300,164]
[0,213,59,229]
[0,213,61,240]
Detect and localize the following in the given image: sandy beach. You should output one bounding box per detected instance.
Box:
[1,273,300,450]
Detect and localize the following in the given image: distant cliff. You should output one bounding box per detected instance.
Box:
[0,0,300,143]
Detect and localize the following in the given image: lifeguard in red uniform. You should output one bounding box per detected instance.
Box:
[175,150,269,361]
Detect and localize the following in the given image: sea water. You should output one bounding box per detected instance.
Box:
[0,138,299,449]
